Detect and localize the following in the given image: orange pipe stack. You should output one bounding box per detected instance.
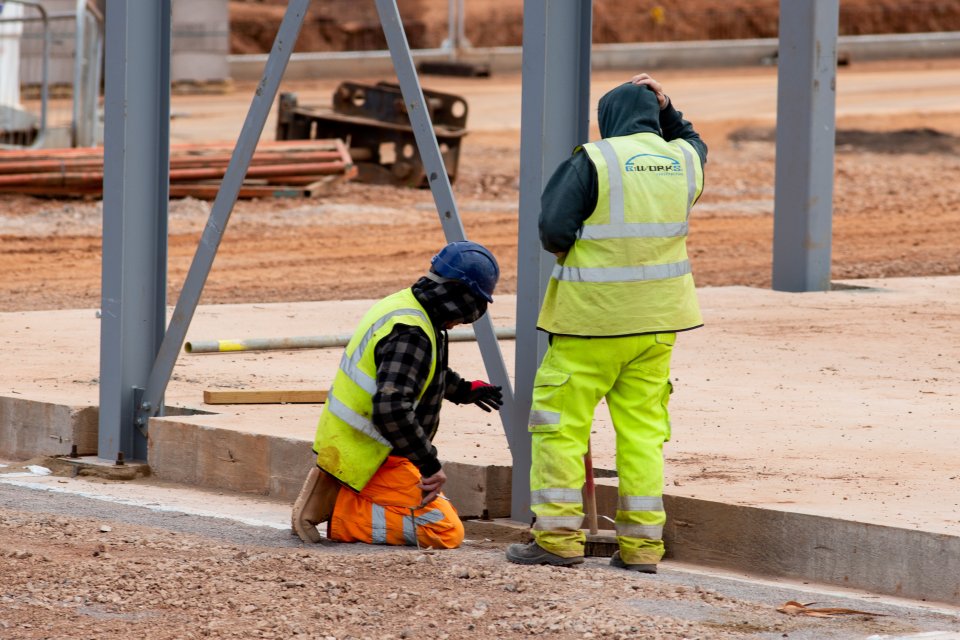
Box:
[0,139,355,199]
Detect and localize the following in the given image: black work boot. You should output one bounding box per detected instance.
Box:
[610,550,657,574]
[505,541,584,566]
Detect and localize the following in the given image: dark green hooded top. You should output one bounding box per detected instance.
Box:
[538,82,707,254]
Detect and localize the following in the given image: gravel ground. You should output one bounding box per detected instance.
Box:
[2,480,959,640]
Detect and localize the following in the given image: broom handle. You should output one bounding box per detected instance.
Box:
[584,438,599,535]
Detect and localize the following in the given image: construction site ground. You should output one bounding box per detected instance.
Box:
[1,59,960,637]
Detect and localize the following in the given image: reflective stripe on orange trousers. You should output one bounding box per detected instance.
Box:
[328,455,464,549]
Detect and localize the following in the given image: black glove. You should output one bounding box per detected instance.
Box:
[463,380,503,412]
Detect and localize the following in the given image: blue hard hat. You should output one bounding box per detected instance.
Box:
[430,241,500,302]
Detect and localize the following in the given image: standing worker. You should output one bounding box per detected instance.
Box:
[292,241,504,549]
[506,74,707,572]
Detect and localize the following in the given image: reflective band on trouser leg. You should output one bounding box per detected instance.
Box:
[371,504,388,544]
[531,488,584,546]
[327,456,464,548]
[614,496,666,564]
[403,508,446,545]
[528,336,618,558]
[606,333,674,565]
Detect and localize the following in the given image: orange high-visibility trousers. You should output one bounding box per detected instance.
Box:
[328,456,464,549]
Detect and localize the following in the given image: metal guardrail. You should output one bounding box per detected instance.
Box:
[0,0,49,148]
[229,31,960,81]
[0,0,102,149]
[73,0,104,147]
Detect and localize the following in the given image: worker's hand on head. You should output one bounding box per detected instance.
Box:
[630,73,669,110]
[464,380,504,412]
[418,469,447,506]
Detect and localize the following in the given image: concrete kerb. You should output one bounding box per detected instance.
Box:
[2,407,959,607]
[143,412,960,606]
[0,396,98,460]
[2,279,959,605]
[144,412,513,515]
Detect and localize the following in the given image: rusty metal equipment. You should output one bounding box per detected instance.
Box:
[0,138,355,199]
[276,81,468,187]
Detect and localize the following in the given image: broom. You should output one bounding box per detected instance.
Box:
[583,438,619,557]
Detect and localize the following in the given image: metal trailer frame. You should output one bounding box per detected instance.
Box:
[99,0,838,523]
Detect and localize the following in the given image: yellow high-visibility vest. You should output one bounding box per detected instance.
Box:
[538,133,704,336]
[314,289,437,491]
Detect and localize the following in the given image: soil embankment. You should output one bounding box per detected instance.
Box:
[229,0,960,54]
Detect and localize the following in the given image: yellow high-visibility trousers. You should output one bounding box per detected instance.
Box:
[528,333,675,564]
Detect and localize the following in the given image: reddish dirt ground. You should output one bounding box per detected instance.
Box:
[228,0,960,53]
[2,52,960,639]
[1,62,959,312]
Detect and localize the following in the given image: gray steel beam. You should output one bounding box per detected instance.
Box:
[135,0,309,427]
[98,0,171,462]
[772,0,839,292]
[373,0,517,448]
[512,0,592,521]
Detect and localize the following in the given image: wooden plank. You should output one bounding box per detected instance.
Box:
[203,389,328,405]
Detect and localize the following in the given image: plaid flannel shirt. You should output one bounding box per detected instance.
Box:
[370,277,483,477]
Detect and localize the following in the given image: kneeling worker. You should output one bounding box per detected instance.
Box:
[293,241,504,549]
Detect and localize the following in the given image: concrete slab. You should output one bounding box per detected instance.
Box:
[1,276,959,602]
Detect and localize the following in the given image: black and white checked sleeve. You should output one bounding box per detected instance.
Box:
[371,324,442,477]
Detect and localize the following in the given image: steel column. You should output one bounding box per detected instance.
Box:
[373,0,517,448]
[98,0,171,462]
[512,0,592,521]
[135,0,309,427]
[772,0,839,292]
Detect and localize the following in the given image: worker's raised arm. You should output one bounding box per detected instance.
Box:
[631,72,707,166]
[538,153,597,255]
[660,102,707,166]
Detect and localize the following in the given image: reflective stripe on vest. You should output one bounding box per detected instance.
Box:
[551,138,693,283]
[553,259,691,283]
[339,307,430,396]
[314,289,437,491]
[578,139,697,242]
[536,132,704,336]
[325,394,390,447]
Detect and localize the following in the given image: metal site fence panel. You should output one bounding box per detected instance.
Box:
[16,0,76,146]
[2,0,103,148]
[0,0,49,148]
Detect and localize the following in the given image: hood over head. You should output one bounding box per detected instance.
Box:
[597,82,662,139]
[412,275,487,329]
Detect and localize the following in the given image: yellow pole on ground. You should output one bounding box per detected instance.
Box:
[185,326,517,353]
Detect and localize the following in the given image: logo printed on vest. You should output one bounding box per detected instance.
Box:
[624,153,682,176]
